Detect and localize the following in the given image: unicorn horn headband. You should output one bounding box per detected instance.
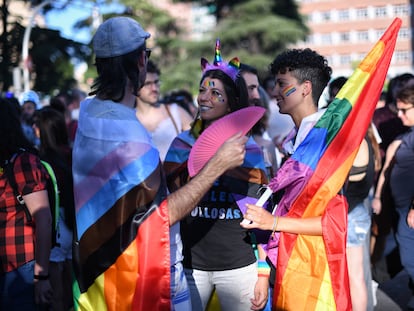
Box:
[201,39,240,82]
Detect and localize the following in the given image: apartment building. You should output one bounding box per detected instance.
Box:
[295,0,413,78]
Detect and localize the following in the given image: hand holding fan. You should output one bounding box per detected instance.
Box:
[188,106,266,177]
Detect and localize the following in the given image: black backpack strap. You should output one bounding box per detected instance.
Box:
[4,151,33,222]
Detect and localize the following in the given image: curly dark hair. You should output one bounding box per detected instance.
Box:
[270,48,332,105]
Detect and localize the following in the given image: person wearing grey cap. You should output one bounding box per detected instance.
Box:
[71,16,248,310]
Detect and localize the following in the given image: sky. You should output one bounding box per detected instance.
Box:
[45,2,124,44]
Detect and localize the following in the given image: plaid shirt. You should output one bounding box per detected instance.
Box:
[0,152,48,274]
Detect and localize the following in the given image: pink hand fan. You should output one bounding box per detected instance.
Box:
[188,106,266,177]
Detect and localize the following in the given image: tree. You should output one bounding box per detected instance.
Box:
[160,0,308,93]
[0,0,90,95]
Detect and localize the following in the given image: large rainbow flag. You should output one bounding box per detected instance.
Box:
[267,18,401,310]
[72,98,171,310]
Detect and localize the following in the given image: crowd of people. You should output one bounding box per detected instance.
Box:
[1,15,413,311]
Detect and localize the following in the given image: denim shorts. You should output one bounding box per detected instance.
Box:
[347,203,371,247]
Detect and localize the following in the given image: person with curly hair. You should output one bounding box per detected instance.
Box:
[241,48,335,307]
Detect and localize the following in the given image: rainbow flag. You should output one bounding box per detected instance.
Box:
[72,98,171,311]
[267,18,401,310]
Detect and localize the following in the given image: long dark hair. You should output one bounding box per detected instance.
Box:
[0,98,35,164]
[33,107,70,158]
[90,46,145,102]
[191,69,249,135]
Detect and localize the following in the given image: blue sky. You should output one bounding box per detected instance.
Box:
[46,2,124,44]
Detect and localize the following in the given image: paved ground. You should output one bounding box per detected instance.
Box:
[375,269,412,311]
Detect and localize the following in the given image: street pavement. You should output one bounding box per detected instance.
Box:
[374,269,412,311]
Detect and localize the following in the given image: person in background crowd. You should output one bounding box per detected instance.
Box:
[162,89,198,118]
[373,73,413,162]
[326,76,348,105]
[136,60,193,161]
[240,63,280,178]
[372,83,414,311]
[0,98,52,310]
[33,107,75,311]
[19,90,41,147]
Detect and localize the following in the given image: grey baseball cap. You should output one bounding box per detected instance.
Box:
[93,16,150,58]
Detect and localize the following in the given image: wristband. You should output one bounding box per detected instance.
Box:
[271,216,279,237]
[33,274,49,280]
[257,259,271,277]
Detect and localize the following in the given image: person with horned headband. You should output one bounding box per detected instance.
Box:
[71,17,248,311]
[164,39,270,311]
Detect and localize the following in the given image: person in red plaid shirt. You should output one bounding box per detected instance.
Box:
[0,97,53,310]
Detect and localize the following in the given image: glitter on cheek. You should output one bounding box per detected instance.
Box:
[211,93,225,103]
[283,85,296,97]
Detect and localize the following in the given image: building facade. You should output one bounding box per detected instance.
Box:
[295,0,413,78]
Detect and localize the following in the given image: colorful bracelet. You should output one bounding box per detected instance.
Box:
[257,259,271,278]
[33,274,49,280]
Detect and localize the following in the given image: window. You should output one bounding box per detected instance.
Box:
[357,31,369,42]
[321,33,332,45]
[322,11,331,21]
[393,4,409,16]
[340,32,350,42]
[356,8,368,19]
[340,54,351,65]
[338,9,350,21]
[375,6,387,18]
[398,28,411,40]
[375,29,386,38]
[394,50,411,63]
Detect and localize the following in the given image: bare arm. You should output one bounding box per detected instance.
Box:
[372,139,401,214]
[168,133,248,225]
[250,244,269,310]
[240,203,322,235]
[23,190,53,304]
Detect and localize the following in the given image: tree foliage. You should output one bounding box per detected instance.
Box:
[156,0,308,94]
[0,0,91,95]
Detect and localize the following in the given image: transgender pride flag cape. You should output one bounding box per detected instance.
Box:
[267,18,401,310]
[72,98,170,311]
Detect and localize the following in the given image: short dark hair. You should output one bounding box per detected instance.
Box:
[147,60,160,75]
[270,48,332,105]
[240,63,258,76]
[396,81,414,106]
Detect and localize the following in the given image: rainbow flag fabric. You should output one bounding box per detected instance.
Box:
[72,98,171,311]
[266,18,401,310]
[164,131,268,198]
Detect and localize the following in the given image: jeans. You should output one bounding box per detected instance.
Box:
[396,207,414,282]
[171,262,191,311]
[185,262,257,311]
[0,260,46,311]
